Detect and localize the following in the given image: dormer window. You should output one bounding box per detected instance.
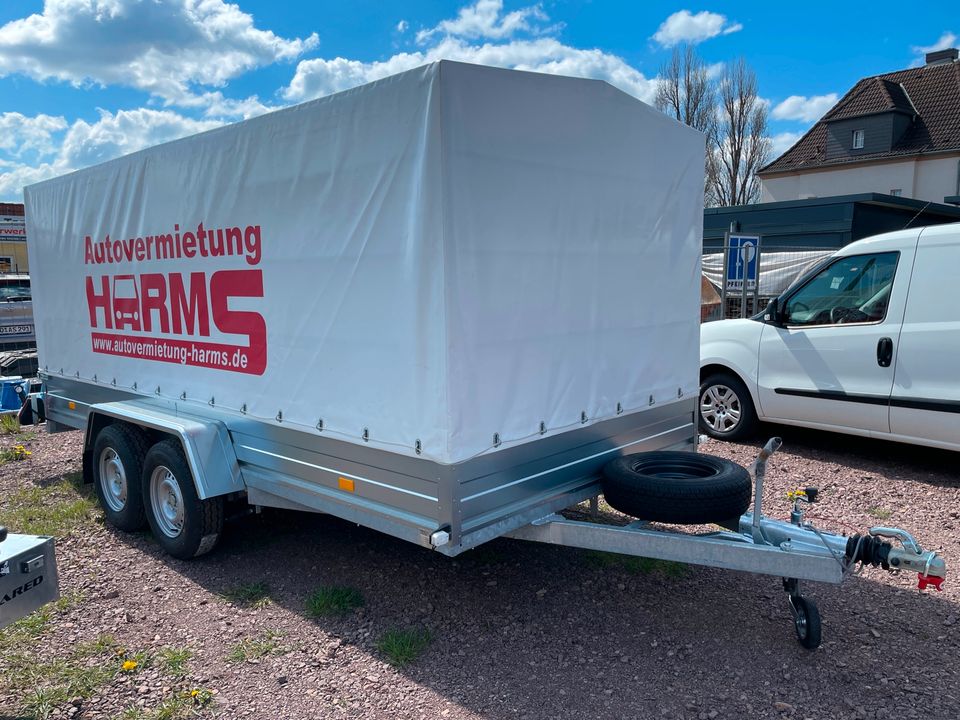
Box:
[852,129,865,149]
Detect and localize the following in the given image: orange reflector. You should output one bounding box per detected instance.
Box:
[68,401,76,410]
[338,477,355,493]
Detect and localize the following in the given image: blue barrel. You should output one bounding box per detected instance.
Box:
[0,378,25,411]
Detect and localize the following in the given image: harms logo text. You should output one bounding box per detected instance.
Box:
[84,222,267,375]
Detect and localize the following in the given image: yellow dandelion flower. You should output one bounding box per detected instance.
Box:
[121,659,138,672]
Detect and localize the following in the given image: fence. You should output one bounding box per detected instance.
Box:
[701,246,834,321]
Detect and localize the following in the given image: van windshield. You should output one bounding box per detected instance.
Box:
[0,279,31,301]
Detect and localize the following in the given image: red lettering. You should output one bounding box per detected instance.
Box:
[169,272,210,336]
[211,269,266,374]
[182,232,197,258]
[85,276,113,329]
[139,273,170,333]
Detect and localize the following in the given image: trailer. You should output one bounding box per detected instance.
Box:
[24,61,944,648]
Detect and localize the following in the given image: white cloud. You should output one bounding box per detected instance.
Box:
[416,0,547,43]
[913,31,958,56]
[705,61,725,80]
[396,20,408,33]
[1,0,662,201]
[771,131,804,157]
[652,10,742,48]
[771,93,839,123]
[173,91,277,120]
[284,36,655,104]
[284,1,652,114]
[0,108,222,200]
[60,108,223,169]
[0,113,68,157]
[0,0,318,105]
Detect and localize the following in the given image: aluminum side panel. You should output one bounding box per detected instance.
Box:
[448,400,696,551]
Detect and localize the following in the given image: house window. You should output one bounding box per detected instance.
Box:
[890,189,902,197]
[852,129,865,149]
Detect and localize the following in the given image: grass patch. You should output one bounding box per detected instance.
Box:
[0,443,31,462]
[219,581,271,608]
[157,646,193,676]
[226,630,283,663]
[305,585,364,617]
[0,413,20,434]
[0,607,53,654]
[0,590,84,653]
[377,627,432,667]
[1,632,163,719]
[867,506,893,520]
[0,473,99,536]
[585,550,689,578]
[75,634,120,658]
[116,688,214,720]
[8,641,120,719]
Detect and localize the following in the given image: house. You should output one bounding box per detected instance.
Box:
[759,48,960,205]
[0,202,28,273]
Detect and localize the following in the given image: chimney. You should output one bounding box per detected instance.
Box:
[926,48,959,65]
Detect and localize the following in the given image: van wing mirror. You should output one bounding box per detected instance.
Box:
[763,298,783,326]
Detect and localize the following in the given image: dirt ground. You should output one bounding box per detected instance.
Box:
[0,423,957,720]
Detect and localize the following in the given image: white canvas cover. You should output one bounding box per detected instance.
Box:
[25,61,705,464]
[702,250,834,298]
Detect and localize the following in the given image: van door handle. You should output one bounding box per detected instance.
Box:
[877,337,893,367]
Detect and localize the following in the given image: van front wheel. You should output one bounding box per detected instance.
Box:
[698,372,757,441]
[142,439,223,560]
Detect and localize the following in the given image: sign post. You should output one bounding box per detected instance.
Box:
[722,233,761,319]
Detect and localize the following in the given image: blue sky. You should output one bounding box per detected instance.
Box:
[0,0,955,201]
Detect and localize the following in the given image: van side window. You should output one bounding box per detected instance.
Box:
[784,252,899,326]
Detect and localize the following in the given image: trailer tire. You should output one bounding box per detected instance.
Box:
[142,439,223,560]
[92,423,149,532]
[601,451,751,525]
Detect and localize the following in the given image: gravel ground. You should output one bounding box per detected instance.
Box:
[1,423,958,720]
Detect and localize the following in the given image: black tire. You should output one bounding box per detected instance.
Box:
[141,439,224,560]
[792,596,822,650]
[698,372,758,441]
[91,423,149,532]
[601,451,751,524]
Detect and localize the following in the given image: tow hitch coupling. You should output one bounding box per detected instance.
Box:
[844,527,946,591]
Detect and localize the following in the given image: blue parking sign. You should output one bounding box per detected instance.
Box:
[726,235,760,291]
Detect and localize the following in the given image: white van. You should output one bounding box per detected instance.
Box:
[699,223,960,451]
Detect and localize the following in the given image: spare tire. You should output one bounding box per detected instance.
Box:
[601,451,751,525]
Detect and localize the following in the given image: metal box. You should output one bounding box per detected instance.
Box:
[0,533,59,630]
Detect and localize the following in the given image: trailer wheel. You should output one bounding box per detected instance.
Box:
[601,451,751,525]
[791,596,822,650]
[92,424,149,532]
[142,439,223,560]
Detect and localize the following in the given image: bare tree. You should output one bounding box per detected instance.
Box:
[709,58,771,206]
[655,45,716,134]
[655,46,717,202]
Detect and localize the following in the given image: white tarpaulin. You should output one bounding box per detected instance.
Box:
[25,61,705,464]
[702,250,834,298]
